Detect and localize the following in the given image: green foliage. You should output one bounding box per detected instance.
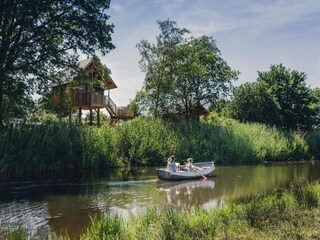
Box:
[136,19,188,119]
[0,224,29,240]
[127,98,141,117]
[289,181,320,209]
[258,64,315,131]
[310,88,320,128]
[136,19,238,121]
[230,64,316,131]
[230,82,280,125]
[306,130,320,159]
[80,215,125,240]
[204,112,239,126]
[2,80,35,122]
[0,0,114,125]
[0,118,313,179]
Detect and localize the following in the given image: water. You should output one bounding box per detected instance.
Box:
[0,161,320,238]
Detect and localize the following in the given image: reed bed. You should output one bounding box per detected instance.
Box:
[4,180,320,239]
[306,129,320,160]
[0,118,314,178]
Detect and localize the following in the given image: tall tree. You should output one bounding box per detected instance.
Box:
[0,0,114,125]
[258,64,315,131]
[173,36,238,120]
[136,20,238,121]
[230,82,280,125]
[136,19,189,119]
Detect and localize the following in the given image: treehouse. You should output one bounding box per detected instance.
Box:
[52,58,133,125]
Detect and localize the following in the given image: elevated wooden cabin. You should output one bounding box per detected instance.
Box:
[52,58,133,125]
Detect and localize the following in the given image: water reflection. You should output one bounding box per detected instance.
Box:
[0,161,319,238]
[157,180,217,207]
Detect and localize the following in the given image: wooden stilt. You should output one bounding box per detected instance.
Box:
[89,107,93,125]
[97,108,100,127]
[78,107,82,123]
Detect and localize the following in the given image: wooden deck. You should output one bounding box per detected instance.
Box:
[70,91,133,119]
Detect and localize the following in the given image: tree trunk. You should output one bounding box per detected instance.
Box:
[0,75,4,127]
[78,107,82,123]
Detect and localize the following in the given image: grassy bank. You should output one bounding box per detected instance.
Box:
[3,180,320,239]
[0,118,314,178]
[306,129,320,160]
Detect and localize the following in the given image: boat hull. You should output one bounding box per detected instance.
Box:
[156,162,215,181]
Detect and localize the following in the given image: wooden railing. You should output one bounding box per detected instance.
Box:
[104,95,117,116]
[70,89,133,119]
[116,107,133,118]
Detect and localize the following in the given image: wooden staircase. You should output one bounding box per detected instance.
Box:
[104,95,133,120]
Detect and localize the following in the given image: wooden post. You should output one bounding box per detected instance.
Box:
[78,107,82,123]
[89,107,93,125]
[97,108,100,127]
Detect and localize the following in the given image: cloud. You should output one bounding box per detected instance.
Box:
[100,0,320,106]
[110,4,124,13]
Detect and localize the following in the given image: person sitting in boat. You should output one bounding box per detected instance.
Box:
[166,157,172,171]
[167,155,178,172]
[185,158,202,171]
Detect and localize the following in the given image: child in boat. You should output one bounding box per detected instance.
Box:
[166,157,172,171]
[185,158,202,171]
[167,155,178,172]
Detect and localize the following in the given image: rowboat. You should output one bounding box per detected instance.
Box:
[156,162,215,181]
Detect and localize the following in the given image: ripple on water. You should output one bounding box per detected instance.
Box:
[0,201,50,237]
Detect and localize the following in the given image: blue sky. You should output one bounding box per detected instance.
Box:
[88,0,320,106]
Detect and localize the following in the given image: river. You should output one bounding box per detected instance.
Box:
[0,161,319,238]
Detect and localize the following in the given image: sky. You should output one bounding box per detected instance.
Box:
[85,0,320,107]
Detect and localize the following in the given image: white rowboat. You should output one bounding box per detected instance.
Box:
[156,162,215,181]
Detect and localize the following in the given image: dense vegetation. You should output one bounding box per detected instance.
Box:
[3,180,320,239]
[1,117,317,179]
[0,0,114,125]
[229,64,318,131]
[135,19,238,121]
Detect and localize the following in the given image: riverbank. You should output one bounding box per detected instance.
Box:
[0,118,318,179]
[3,180,320,239]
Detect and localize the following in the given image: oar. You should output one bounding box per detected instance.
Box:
[196,170,207,180]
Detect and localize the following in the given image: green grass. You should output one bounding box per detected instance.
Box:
[306,129,320,160]
[0,118,315,178]
[5,180,320,239]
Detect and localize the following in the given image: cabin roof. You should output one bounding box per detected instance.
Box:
[53,58,117,89]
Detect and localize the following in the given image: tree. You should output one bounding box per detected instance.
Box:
[230,82,280,125]
[230,64,316,131]
[0,0,115,125]
[310,88,320,129]
[136,20,238,121]
[173,36,238,120]
[2,77,35,121]
[136,19,189,119]
[258,64,315,131]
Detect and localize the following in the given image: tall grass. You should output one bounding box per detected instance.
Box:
[306,129,320,159]
[0,118,312,178]
[74,180,320,239]
[5,180,320,239]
